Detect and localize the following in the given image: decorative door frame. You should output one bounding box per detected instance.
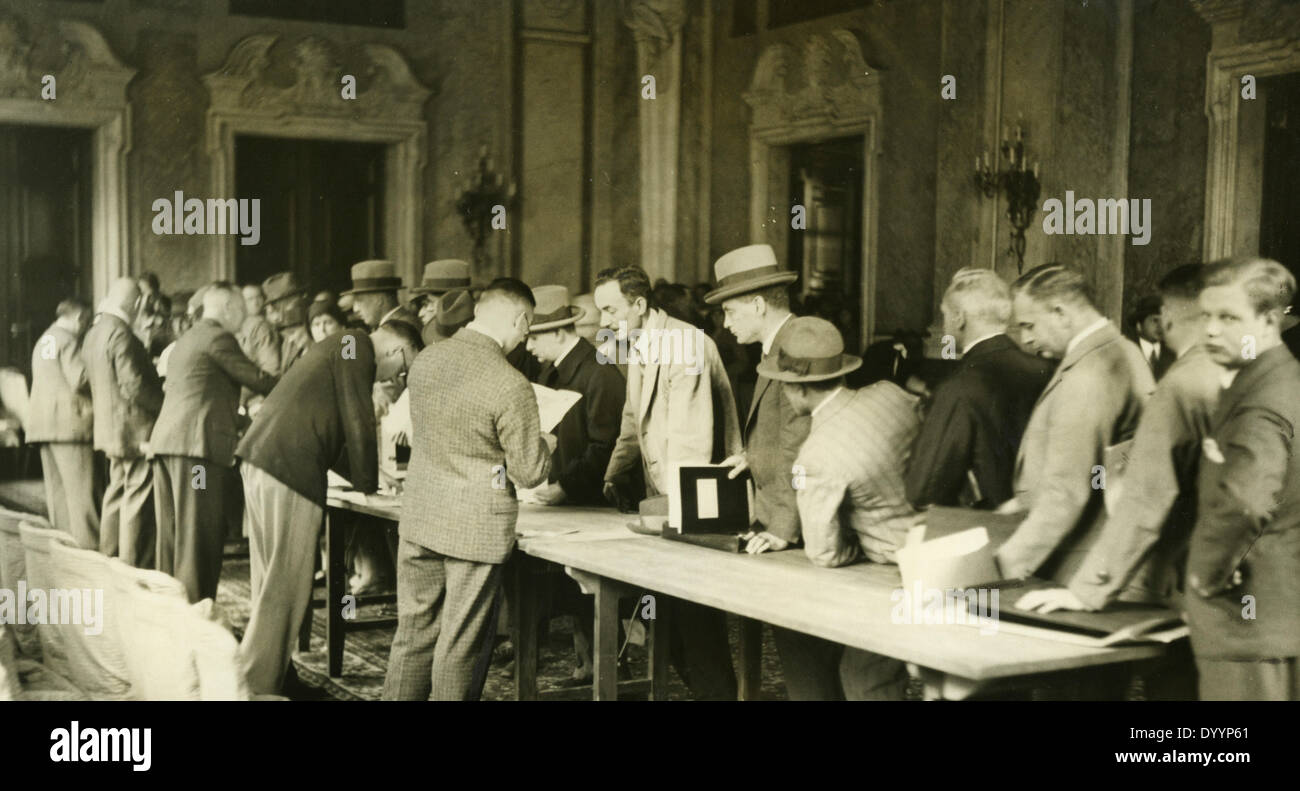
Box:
[203,34,431,286]
[744,28,883,349]
[0,15,134,303]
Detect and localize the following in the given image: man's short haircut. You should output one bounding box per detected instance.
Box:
[1201,257,1296,315]
[478,277,536,312]
[242,283,264,295]
[737,283,791,310]
[594,266,653,306]
[1157,264,1204,304]
[942,267,1011,326]
[1011,262,1096,310]
[56,298,89,320]
[376,318,425,351]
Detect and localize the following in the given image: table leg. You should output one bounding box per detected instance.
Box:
[592,576,620,701]
[326,510,345,677]
[513,554,539,701]
[649,594,670,700]
[737,617,762,700]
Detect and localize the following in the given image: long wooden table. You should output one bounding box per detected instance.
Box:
[323,491,1172,700]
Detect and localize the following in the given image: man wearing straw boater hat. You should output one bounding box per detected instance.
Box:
[706,244,832,700]
[410,259,473,346]
[760,316,919,700]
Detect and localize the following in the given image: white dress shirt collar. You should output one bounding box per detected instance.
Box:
[1065,316,1110,358]
[962,331,1002,356]
[553,334,582,369]
[810,386,845,419]
[379,305,403,327]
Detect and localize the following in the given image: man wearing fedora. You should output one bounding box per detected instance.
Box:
[524,285,626,506]
[429,289,475,343]
[764,316,919,699]
[410,259,472,346]
[707,244,842,699]
[342,259,422,336]
[596,265,742,700]
[149,283,278,602]
[262,272,313,376]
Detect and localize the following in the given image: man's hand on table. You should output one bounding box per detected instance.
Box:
[994,497,1025,515]
[530,481,566,506]
[743,530,789,554]
[602,480,636,513]
[1015,587,1096,613]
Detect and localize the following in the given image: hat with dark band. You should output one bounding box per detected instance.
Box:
[341,259,403,296]
[433,288,475,338]
[529,285,583,332]
[704,244,799,304]
[410,259,472,296]
[262,271,308,305]
[755,316,862,382]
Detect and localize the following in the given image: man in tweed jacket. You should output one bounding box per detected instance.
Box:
[383,278,553,701]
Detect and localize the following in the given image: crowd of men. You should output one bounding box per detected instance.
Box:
[21,244,1300,701]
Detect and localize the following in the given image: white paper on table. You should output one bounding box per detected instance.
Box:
[895,526,1000,592]
[327,470,352,489]
[531,383,582,433]
[381,389,412,445]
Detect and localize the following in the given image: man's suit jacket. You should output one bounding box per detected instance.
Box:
[796,384,921,568]
[236,329,378,507]
[1185,345,1300,660]
[82,312,164,459]
[996,322,1154,582]
[400,328,551,564]
[744,318,809,543]
[905,334,1053,509]
[604,308,743,496]
[539,338,625,505]
[26,322,93,443]
[238,314,280,376]
[278,325,311,375]
[149,319,278,466]
[1068,346,1222,609]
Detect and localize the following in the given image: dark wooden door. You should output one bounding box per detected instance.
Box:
[234,135,385,296]
[0,124,93,376]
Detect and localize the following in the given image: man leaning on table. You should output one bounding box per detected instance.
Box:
[236,325,412,696]
[383,278,554,701]
[765,316,919,700]
[994,263,1154,583]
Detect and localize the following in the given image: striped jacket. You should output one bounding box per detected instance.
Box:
[796,383,922,567]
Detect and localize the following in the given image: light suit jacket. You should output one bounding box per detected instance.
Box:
[996,321,1154,582]
[605,308,742,496]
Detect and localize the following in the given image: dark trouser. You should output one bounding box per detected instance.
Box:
[383,538,503,701]
[839,648,909,700]
[100,455,154,567]
[39,442,101,551]
[152,455,232,603]
[1197,656,1300,701]
[773,626,846,700]
[667,599,738,701]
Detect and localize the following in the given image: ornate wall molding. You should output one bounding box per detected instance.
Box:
[744,28,883,348]
[202,34,431,284]
[1202,37,1300,258]
[0,13,135,302]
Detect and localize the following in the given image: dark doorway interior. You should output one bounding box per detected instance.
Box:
[0,124,93,375]
[235,135,386,296]
[787,136,864,351]
[1259,72,1300,286]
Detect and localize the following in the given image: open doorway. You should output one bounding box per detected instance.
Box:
[234,135,386,295]
[787,136,865,351]
[1259,72,1300,286]
[0,124,93,375]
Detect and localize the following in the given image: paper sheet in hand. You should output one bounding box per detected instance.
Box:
[896,526,1000,592]
[531,383,582,433]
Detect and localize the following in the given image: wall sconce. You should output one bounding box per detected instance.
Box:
[455,147,516,273]
[974,123,1041,273]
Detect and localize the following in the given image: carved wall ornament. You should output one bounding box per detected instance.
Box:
[0,13,135,106]
[204,33,430,121]
[624,0,686,60]
[744,28,883,135]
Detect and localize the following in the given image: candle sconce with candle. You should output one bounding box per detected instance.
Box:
[974,123,1041,273]
[455,146,516,274]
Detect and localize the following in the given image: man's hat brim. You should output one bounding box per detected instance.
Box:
[341,278,404,296]
[265,288,308,305]
[756,353,862,383]
[704,271,799,305]
[529,305,583,332]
